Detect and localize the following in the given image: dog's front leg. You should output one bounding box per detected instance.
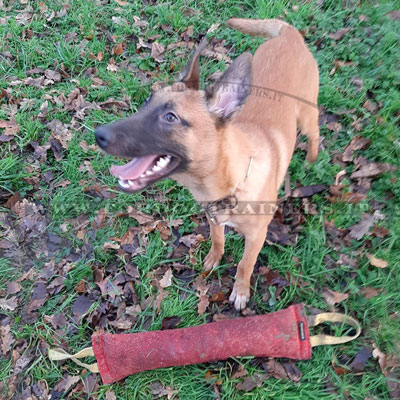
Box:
[203,215,225,271]
[229,222,270,310]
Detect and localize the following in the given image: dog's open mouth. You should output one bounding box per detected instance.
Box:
[110,154,180,193]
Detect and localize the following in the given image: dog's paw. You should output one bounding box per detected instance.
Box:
[229,282,250,311]
[203,248,223,271]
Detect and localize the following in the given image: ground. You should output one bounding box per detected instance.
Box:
[0,0,400,399]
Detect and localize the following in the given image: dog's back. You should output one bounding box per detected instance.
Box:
[228,18,320,187]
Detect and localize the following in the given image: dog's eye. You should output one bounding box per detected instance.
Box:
[164,112,178,122]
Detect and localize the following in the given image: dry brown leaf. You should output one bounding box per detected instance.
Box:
[0,119,19,136]
[363,100,379,114]
[7,281,22,294]
[330,60,354,76]
[151,42,165,62]
[112,42,124,56]
[351,162,397,179]
[193,276,210,315]
[105,390,117,400]
[179,233,204,248]
[0,325,14,355]
[347,214,374,240]
[367,254,388,268]
[159,268,173,288]
[325,121,342,132]
[127,206,154,225]
[387,10,400,20]
[133,15,149,28]
[342,136,370,162]
[360,287,380,299]
[154,287,168,312]
[328,27,351,40]
[0,297,18,311]
[107,58,119,72]
[322,287,349,306]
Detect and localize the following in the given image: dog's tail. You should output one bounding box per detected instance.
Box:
[227,18,291,39]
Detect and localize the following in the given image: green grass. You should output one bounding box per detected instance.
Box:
[1,0,400,398]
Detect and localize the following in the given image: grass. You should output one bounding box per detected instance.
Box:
[1,0,400,399]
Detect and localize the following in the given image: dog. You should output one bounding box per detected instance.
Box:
[95,19,319,310]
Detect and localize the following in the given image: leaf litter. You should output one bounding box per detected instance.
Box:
[1,3,399,397]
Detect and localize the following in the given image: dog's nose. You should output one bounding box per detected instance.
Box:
[95,126,112,149]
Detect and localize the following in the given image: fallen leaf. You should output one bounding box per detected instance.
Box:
[44,69,61,82]
[342,136,370,162]
[154,287,168,313]
[328,27,351,40]
[330,60,354,76]
[351,162,397,179]
[181,25,194,41]
[350,347,372,372]
[133,15,149,28]
[0,119,19,136]
[367,254,388,268]
[331,360,351,376]
[282,360,302,382]
[0,325,14,355]
[291,184,327,198]
[363,100,379,114]
[372,225,389,238]
[27,282,48,313]
[105,390,117,400]
[387,10,400,20]
[179,233,204,248]
[72,295,93,319]
[351,76,364,93]
[151,42,165,62]
[7,281,22,294]
[264,359,288,380]
[231,364,248,379]
[92,208,107,229]
[325,121,342,132]
[322,287,349,306]
[52,375,80,394]
[112,42,124,56]
[161,316,181,330]
[193,276,210,316]
[127,206,154,224]
[347,214,374,240]
[159,268,173,288]
[236,373,269,391]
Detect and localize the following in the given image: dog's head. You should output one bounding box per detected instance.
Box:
[95,40,252,193]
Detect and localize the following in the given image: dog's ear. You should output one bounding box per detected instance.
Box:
[205,52,252,119]
[179,39,208,90]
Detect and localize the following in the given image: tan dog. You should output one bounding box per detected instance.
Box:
[95,19,319,310]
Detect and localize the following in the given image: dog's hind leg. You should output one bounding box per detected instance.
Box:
[298,106,320,163]
[203,215,225,271]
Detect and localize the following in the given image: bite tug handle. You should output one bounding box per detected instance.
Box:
[307,312,361,347]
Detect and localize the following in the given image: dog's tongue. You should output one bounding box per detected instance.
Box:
[110,155,158,180]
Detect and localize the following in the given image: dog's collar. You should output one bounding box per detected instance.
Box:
[202,157,253,225]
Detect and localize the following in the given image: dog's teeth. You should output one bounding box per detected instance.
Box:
[146,170,153,176]
[158,157,169,167]
[153,165,161,172]
[166,155,171,160]
[118,179,130,189]
[140,174,146,178]
[128,180,134,185]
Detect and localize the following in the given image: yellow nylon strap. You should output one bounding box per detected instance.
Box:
[48,347,99,373]
[307,313,361,347]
